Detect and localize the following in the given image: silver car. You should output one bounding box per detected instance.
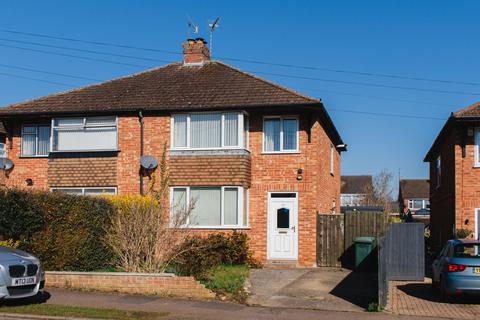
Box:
[432,239,480,298]
[0,246,45,299]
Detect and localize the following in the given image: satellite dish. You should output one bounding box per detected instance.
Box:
[140,156,158,170]
[0,158,14,171]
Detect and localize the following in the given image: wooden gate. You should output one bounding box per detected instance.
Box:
[316,211,389,267]
[316,214,344,267]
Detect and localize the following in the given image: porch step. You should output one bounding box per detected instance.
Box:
[264,260,299,269]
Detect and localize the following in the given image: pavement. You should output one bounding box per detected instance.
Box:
[36,288,428,320]
[389,279,480,319]
[246,267,378,312]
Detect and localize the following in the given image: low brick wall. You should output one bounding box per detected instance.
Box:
[45,271,215,299]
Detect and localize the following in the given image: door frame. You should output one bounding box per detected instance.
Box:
[266,191,299,260]
[475,208,480,240]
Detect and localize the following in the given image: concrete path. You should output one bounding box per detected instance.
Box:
[247,267,378,312]
[41,288,428,320]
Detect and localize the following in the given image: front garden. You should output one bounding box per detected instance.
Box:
[0,187,259,302]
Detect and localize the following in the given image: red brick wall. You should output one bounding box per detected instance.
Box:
[3,110,341,267]
[3,121,49,190]
[46,271,215,299]
[454,127,480,240]
[248,111,340,267]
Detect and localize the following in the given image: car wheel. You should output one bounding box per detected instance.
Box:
[440,277,450,302]
[431,277,438,291]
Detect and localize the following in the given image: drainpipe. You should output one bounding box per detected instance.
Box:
[138,110,144,195]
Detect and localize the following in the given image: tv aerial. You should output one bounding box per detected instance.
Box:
[187,14,199,37]
[208,17,220,56]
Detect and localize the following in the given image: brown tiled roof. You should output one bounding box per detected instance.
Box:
[424,101,480,161]
[341,175,373,194]
[399,179,429,199]
[453,101,480,117]
[0,61,320,115]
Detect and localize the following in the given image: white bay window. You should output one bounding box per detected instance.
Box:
[170,186,245,227]
[171,112,245,149]
[52,116,118,152]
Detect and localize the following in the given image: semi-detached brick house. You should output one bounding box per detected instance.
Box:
[0,38,345,267]
[424,102,480,250]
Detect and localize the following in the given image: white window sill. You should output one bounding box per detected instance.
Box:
[177,226,250,230]
[49,149,120,153]
[20,155,49,158]
[261,151,300,155]
[474,164,480,168]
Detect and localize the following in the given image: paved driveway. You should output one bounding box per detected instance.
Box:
[389,279,480,319]
[246,267,377,312]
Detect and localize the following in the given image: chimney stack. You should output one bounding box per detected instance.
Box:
[182,38,210,66]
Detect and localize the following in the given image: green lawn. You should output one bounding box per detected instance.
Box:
[0,304,167,319]
[202,264,249,302]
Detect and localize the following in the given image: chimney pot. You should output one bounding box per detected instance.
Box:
[182,38,210,66]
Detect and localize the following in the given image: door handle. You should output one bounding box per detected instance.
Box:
[291,226,296,232]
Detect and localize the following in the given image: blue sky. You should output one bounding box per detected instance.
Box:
[1,1,479,195]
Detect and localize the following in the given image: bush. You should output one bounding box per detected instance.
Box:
[173,232,259,279]
[105,194,192,273]
[0,239,21,249]
[0,188,115,271]
[456,228,472,239]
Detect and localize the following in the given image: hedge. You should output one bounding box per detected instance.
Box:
[0,188,115,271]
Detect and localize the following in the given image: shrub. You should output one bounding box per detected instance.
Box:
[173,232,259,279]
[105,194,193,273]
[0,239,21,249]
[0,188,115,271]
[456,228,472,239]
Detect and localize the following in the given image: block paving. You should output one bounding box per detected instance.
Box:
[389,279,480,319]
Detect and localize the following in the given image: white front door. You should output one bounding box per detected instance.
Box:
[267,193,298,260]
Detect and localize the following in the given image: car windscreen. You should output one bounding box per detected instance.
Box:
[453,244,480,258]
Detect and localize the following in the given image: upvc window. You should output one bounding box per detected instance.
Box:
[52,116,118,152]
[408,199,429,210]
[330,144,335,175]
[263,116,299,152]
[436,156,441,188]
[21,125,50,156]
[170,186,245,227]
[171,112,244,149]
[341,193,366,206]
[0,143,6,158]
[475,128,480,167]
[51,187,117,196]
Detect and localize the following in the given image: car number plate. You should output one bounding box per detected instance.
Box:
[11,276,36,286]
[474,267,480,274]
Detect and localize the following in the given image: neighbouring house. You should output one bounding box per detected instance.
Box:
[0,38,345,267]
[340,175,373,212]
[398,179,430,214]
[425,102,480,249]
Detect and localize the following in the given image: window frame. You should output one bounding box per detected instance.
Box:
[50,116,119,153]
[0,142,6,158]
[475,128,480,167]
[408,198,429,210]
[475,208,480,240]
[436,155,441,189]
[169,186,246,229]
[330,143,335,175]
[262,115,300,154]
[170,112,246,150]
[21,124,51,157]
[50,186,117,196]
